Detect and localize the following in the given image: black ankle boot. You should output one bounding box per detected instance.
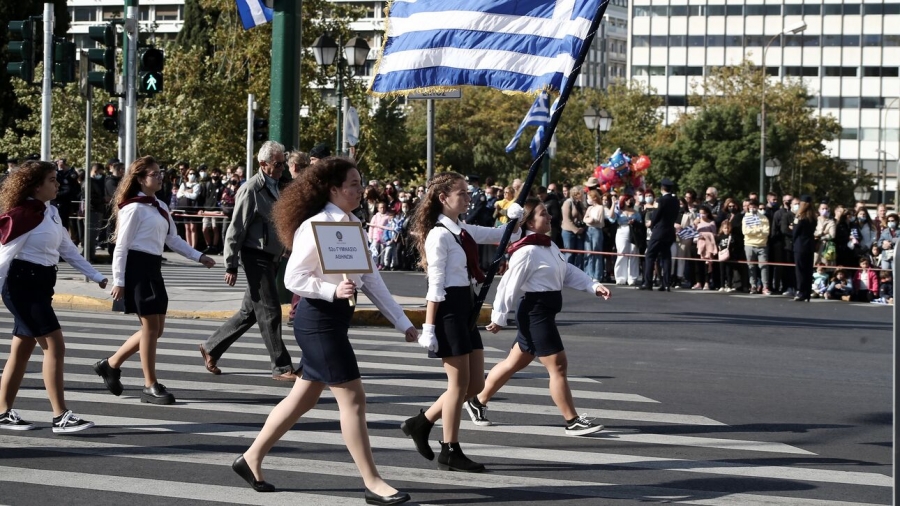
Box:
[400,409,434,461]
[437,441,485,473]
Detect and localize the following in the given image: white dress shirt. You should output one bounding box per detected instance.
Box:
[0,201,105,284]
[284,202,414,333]
[425,214,510,303]
[112,193,202,287]
[491,231,600,325]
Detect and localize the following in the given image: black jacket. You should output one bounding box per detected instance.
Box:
[793,217,816,252]
[649,193,678,243]
[465,188,493,227]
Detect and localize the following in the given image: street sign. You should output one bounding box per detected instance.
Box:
[408,89,461,100]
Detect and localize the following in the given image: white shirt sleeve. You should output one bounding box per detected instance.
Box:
[112,204,139,287]
[284,224,339,301]
[58,234,105,282]
[425,230,449,302]
[564,263,600,294]
[0,234,28,285]
[460,222,508,245]
[360,271,414,333]
[490,249,531,325]
[164,209,202,262]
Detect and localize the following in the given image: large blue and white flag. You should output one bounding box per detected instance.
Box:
[236,0,273,30]
[506,91,549,152]
[369,0,609,96]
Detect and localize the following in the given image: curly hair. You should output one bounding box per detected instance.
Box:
[0,161,56,212]
[409,171,465,269]
[272,156,358,249]
[110,156,158,241]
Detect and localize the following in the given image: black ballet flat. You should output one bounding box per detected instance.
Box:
[232,455,275,492]
[365,487,411,505]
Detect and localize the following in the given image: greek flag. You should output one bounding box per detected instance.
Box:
[506,92,549,152]
[745,213,761,227]
[529,97,560,157]
[236,0,273,30]
[677,227,699,240]
[369,0,609,96]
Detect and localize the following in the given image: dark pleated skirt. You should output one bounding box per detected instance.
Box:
[514,290,564,357]
[430,285,483,358]
[1,259,60,338]
[293,297,359,385]
[123,250,167,316]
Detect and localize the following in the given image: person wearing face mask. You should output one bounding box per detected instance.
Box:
[792,195,818,301]
[770,194,793,294]
[778,197,799,297]
[176,168,201,249]
[878,214,900,271]
[814,202,836,266]
[742,199,771,294]
[833,205,856,268]
[674,197,697,287]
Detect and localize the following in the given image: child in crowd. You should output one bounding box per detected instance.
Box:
[811,264,830,298]
[875,270,893,305]
[381,209,402,271]
[368,203,391,269]
[869,244,883,269]
[852,257,879,302]
[824,269,853,301]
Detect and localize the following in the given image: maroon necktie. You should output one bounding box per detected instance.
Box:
[458,229,486,283]
[118,196,171,232]
[507,232,552,256]
[0,200,47,245]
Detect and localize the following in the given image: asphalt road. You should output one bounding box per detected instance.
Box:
[0,270,892,505]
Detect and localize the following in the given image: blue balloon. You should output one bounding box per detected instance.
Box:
[609,148,627,169]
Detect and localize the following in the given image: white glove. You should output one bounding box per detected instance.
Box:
[506,202,524,221]
[418,324,439,353]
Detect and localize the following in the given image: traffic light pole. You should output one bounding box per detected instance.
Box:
[269,0,301,150]
[246,93,256,178]
[41,3,54,161]
[84,85,94,265]
[124,2,138,168]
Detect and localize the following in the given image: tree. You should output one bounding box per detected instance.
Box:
[176,0,217,56]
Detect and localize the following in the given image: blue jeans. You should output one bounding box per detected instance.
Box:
[585,227,605,281]
[562,230,585,269]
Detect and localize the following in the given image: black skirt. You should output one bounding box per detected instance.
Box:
[123,250,168,316]
[293,297,359,385]
[514,291,564,357]
[431,285,483,358]
[1,260,60,338]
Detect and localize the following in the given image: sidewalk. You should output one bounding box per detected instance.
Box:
[54,251,492,327]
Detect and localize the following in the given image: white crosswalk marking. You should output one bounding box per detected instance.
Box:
[0,309,890,505]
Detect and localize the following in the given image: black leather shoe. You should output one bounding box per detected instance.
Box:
[232,455,275,492]
[364,488,410,505]
[437,441,485,472]
[657,286,670,292]
[636,285,651,290]
[141,382,175,405]
[93,358,123,396]
[400,409,435,460]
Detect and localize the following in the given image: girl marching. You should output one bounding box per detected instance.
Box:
[233,157,415,505]
[0,161,107,432]
[401,171,522,473]
[464,198,610,436]
[93,156,215,405]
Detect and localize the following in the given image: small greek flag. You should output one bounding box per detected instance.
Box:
[677,227,699,240]
[529,97,560,158]
[507,91,550,152]
[745,213,761,227]
[369,0,609,96]
[236,0,273,30]
[851,228,860,240]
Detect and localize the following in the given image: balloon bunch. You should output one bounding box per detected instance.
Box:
[592,148,652,194]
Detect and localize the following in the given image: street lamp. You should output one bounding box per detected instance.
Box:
[854,185,872,203]
[764,157,782,192]
[759,20,807,197]
[583,107,612,166]
[879,97,899,206]
[312,33,371,155]
[877,149,897,206]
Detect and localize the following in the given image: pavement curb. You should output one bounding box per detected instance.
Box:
[53,293,493,327]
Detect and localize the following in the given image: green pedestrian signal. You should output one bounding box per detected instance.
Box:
[86,24,117,94]
[7,18,39,83]
[139,47,164,94]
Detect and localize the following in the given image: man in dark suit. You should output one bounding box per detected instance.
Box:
[640,178,679,291]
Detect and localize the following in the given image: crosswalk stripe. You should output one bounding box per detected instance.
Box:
[8,409,886,487]
[0,438,879,506]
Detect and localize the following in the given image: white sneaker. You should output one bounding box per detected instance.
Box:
[52,410,95,433]
[565,414,604,436]
[0,409,36,431]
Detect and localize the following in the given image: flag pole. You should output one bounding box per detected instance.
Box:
[473,0,611,321]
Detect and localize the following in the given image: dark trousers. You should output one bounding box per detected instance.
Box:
[794,247,814,300]
[719,260,735,288]
[643,236,673,288]
[781,248,796,290]
[769,241,785,291]
[205,248,293,374]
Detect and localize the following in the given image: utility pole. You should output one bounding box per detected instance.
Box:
[123,0,138,167]
[426,99,434,181]
[40,3,53,161]
[269,0,302,149]
[81,51,94,263]
[246,93,256,177]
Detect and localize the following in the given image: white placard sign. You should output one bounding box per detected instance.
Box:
[311,222,373,274]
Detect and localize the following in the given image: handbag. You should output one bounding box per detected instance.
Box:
[717,249,730,262]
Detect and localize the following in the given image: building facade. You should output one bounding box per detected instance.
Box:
[627,0,900,201]
[67,0,184,48]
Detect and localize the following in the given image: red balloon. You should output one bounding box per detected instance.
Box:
[600,167,617,183]
[633,155,651,173]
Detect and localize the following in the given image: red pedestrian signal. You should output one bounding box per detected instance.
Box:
[102,102,119,132]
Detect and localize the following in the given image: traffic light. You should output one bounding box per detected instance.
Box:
[102,102,119,133]
[52,38,76,84]
[87,24,117,94]
[253,118,268,142]
[138,47,164,94]
[7,18,39,83]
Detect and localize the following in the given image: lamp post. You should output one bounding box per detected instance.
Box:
[764,157,782,192]
[312,33,371,156]
[760,20,807,197]
[880,97,899,206]
[583,107,612,166]
[854,185,872,203]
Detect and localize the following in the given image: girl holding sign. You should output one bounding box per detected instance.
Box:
[233,157,416,505]
[403,171,522,473]
[466,198,609,436]
[0,161,107,432]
